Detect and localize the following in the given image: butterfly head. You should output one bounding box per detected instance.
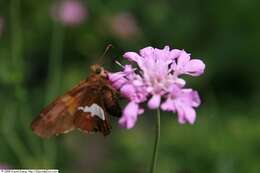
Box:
[91,64,107,77]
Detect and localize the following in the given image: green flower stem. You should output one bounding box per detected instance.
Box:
[10,0,23,73]
[7,0,31,167]
[150,108,161,173]
[43,22,65,168]
[45,22,65,103]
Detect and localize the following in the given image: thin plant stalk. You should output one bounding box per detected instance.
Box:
[10,0,23,71]
[45,22,65,103]
[5,0,30,167]
[8,0,42,167]
[2,101,30,167]
[43,21,65,168]
[150,108,161,173]
[10,0,45,164]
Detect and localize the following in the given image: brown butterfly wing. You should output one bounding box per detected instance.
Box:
[73,86,112,136]
[31,80,89,138]
[103,87,122,118]
[31,70,122,138]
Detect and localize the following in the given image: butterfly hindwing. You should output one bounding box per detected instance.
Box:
[103,87,122,118]
[74,85,112,136]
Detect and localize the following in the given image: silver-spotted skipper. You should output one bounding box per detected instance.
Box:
[31,63,122,138]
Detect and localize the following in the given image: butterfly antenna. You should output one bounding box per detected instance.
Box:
[98,44,113,64]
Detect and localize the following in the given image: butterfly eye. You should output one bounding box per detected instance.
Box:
[95,67,101,74]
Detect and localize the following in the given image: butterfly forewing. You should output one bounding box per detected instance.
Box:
[31,69,121,138]
[31,80,89,138]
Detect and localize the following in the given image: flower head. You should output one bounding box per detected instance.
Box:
[51,0,87,26]
[109,46,205,128]
[109,12,139,40]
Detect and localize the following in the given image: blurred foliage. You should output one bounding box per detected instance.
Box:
[0,0,260,173]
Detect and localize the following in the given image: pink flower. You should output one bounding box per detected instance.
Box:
[51,0,87,26]
[109,12,139,40]
[109,46,205,128]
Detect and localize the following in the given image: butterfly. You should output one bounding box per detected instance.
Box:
[31,64,122,138]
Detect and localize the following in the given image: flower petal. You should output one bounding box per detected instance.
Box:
[119,102,139,129]
[170,49,182,59]
[184,59,205,76]
[175,101,196,124]
[124,64,135,73]
[147,95,161,109]
[183,105,196,124]
[154,46,170,61]
[138,107,144,115]
[190,90,201,107]
[108,72,123,82]
[161,98,175,111]
[140,46,154,58]
[181,89,201,107]
[174,78,186,87]
[177,50,191,66]
[123,52,141,62]
[120,84,136,99]
[108,72,127,89]
[175,102,186,124]
[113,78,127,89]
[172,50,191,76]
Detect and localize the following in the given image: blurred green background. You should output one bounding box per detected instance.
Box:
[1,0,260,172]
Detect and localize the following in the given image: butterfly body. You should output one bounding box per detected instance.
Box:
[31,64,122,138]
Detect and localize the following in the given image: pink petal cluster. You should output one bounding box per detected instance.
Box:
[51,0,87,26]
[109,46,205,129]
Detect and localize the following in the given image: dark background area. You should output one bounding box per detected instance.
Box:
[0,0,260,172]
